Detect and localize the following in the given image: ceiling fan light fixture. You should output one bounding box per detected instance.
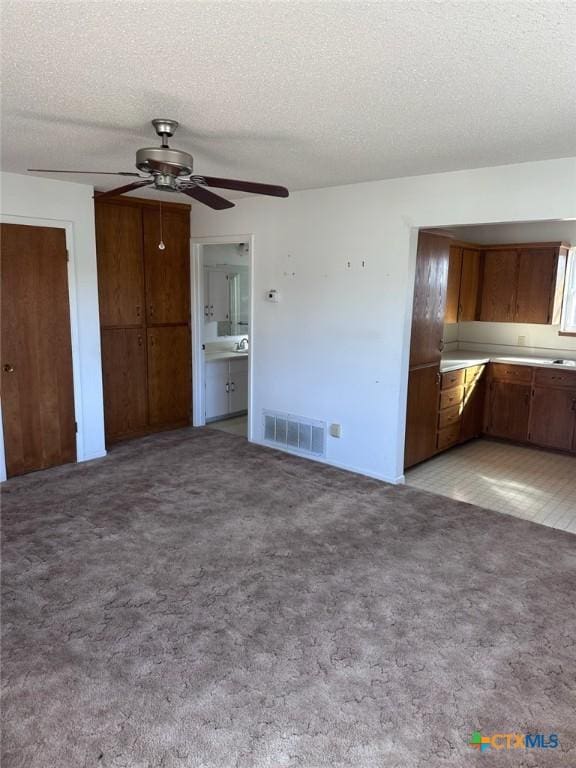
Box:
[135,146,193,177]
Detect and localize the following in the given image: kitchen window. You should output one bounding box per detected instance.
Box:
[560,248,576,335]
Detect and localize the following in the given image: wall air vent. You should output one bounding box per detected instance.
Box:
[263,410,326,457]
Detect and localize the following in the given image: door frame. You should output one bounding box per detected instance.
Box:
[0,215,84,481]
[190,234,255,440]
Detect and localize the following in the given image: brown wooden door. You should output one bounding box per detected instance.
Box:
[479,250,518,322]
[95,203,145,327]
[459,248,481,321]
[409,233,449,367]
[147,326,191,426]
[485,381,531,442]
[0,224,76,476]
[445,246,462,323]
[515,248,557,324]
[143,208,190,325]
[100,328,148,442]
[529,387,576,452]
[405,364,440,468]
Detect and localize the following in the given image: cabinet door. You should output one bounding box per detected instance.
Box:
[100,328,148,441]
[459,248,481,321]
[143,208,190,325]
[479,250,518,322]
[445,246,462,324]
[404,364,440,468]
[460,376,485,442]
[485,381,530,442]
[229,359,248,413]
[205,360,230,420]
[515,248,557,324]
[207,270,230,323]
[95,203,145,327]
[409,233,449,367]
[147,326,191,426]
[529,387,576,452]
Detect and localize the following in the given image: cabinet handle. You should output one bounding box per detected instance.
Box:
[3,363,14,373]
[438,340,445,351]
[137,335,143,346]
[136,305,141,317]
[231,381,236,392]
[149,304,154,317]
[225,382,229,393]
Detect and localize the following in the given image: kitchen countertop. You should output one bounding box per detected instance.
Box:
[440,350,576,373]
[205,350,248,362]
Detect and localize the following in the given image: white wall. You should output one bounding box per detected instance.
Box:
[190,158,576,483]
[455,321,576,357]
[0,172,106,473]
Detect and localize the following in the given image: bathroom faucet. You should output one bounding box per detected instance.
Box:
[235,337,249,351]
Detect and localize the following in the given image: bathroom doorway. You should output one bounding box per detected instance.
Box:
[191,236,254,440]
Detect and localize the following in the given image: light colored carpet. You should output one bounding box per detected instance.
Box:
[2,427,575,767]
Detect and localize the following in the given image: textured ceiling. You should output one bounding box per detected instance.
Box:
[2,0,575,198]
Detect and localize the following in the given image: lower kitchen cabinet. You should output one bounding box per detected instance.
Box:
[460,365,485,442]
[529,387,576,452]
[484,380,531,442]
[404,364,440,468]
[205,357,248,420]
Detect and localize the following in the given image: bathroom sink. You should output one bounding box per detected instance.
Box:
[233,348,248,353]
[552,359,576,367]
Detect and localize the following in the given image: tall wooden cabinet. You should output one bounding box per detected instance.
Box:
[96,197,192,444]
[405,232,449,468]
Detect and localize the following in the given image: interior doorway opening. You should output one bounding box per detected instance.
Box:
[403,219,576,534]
[191,238,253,440]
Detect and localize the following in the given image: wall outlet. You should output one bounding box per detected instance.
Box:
[517,335,526,346]
[329,423,342,438]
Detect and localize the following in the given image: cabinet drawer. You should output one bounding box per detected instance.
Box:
[490,363,533,384]
[438,404,462,429]
[440,386,464,410]
[441,369,465,390]
[437,422,460,450]
[465,364,485,384]
[533,367,576,389]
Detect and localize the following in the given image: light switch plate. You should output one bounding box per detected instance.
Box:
[329,423,342,438]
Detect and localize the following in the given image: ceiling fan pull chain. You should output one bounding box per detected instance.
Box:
[158,201,166,251]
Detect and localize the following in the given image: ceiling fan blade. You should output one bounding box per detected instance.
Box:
[94,179,153,200]
[182,185,235,210]
[197,176,289,198]
[28,169,143,177]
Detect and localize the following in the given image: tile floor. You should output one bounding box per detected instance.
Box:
[207,415,248,438]
[406,439,576,534]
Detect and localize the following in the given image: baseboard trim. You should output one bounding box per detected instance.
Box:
[250,438,402,485]
[78,451,107,463]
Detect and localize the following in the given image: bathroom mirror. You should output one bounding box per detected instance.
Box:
[203,243,250,339]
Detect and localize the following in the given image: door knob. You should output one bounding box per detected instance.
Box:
[3,363,14,373]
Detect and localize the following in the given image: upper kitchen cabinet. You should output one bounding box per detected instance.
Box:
[143,206,191,325]
[446,245,482,323]
[478,243,568,325]
[409,232,449,367]
[515,247,560,324]
[459,248,482,321]
[95,203,145,328]
[479,249,518,322]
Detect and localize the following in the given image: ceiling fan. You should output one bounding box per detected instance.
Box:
[28,119,289,210]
